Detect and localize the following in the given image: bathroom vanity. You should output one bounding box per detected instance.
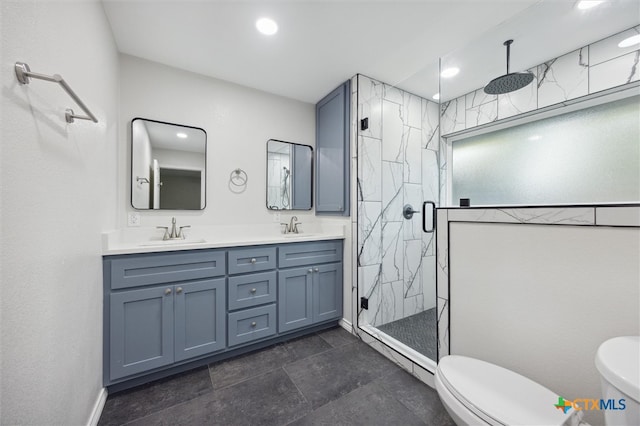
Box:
[102,235,343,390]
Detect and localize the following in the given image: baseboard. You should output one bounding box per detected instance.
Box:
[87,387,107,426]
[338,318,353,333]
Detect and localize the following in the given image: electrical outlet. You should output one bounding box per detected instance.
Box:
[273,212,281,223]
[127,212,141,227]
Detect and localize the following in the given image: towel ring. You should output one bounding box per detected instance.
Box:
[230,168,248,186]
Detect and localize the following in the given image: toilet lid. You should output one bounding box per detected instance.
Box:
[595,336,640,401]
[438,356,573,426]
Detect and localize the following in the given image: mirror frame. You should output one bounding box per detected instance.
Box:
[266,139,313,211]
[130,117,207,210]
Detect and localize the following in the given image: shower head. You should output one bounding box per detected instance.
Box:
[484,39,534,95]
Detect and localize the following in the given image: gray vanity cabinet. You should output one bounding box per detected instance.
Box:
[104,240,343,388]
[315,80,350,216]
[278,241,343,333]
[106,250,227,382]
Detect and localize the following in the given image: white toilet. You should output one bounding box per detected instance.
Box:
[595,336,640,426]
[435,355,585,426]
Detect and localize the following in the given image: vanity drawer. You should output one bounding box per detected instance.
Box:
[278,241,343,268]
[228,247,277,275]
[108,250,226,290]
[227,304,277,347]
[228,271,277,310]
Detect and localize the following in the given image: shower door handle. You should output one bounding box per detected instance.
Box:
[422,201,436,233]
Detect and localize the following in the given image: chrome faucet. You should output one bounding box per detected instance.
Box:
[281,216,301,234]
[157,217,190,240]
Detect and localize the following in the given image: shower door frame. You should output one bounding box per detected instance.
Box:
[353,73,443,375]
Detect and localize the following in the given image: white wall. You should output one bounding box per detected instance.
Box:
[0,0,119,424]
[118,54,316,227]
[118,53,354,334]
[449,222,640,425]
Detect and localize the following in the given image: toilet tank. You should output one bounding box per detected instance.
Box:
[595,336,640,426]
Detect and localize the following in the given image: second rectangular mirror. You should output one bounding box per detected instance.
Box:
[266,139,312,210]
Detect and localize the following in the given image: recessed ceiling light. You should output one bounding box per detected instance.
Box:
[432,93,440,100]
[441,67,460,78]
[577,1,603,10]
[256,17,278,36]
[528,135,542,141]
[176,132,187,139]
[618,34,640,48]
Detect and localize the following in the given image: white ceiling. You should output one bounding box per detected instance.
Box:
[102,0,640,104]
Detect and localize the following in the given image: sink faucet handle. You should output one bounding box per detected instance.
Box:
[280,223,291,234]
[178,225,191,239]
[292,222,302,234]
[156,226,170,240]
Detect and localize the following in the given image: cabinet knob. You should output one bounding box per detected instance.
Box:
[250,288,257,294]
[308,268,313,273]
[314,267,319,272]
[250,258,257,264]
[251,321,257,327]
[176,287,183,294]
[165,288,172,295]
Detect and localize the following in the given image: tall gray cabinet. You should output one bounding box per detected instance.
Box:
[315,80,350,216]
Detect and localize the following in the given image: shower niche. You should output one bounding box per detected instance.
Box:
[266,139,312,210]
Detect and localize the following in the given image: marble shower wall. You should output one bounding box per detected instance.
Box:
[439,25,640,206]
[357,75,440,328]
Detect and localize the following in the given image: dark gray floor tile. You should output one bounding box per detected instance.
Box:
[376,369,455,426]
[209,342,291,390]
[316,326,359,348]
[284,340,400,409]
[282,333,333,360]
[98,366,212,426]
[289,380,425,426]
[209,334,331,390]
[127,368,311,426]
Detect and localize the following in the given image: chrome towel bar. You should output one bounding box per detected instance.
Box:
[14,61,98,124]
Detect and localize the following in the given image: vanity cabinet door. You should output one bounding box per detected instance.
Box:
[278,267,313,333]
[174,278,226,362]
[313,262,343,323]
[316,80,350,216]
[110,286,174,381]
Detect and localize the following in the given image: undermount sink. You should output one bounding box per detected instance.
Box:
[282,233,317,238]
[138,238,207,247]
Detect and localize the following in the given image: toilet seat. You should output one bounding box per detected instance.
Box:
[437,355,577,425]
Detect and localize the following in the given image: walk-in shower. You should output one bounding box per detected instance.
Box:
[356,74,440,365]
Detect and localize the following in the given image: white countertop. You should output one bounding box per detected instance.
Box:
[102,223,346,255]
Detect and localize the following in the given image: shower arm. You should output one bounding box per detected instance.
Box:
[504,39,513,74]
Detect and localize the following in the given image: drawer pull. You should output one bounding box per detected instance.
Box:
[176,287,183,294]
[314,267,319,272]
[251,321,257,327]
[308,268,313,273]
[250,288,257,294]
[250,258,257,264]
[165,288,172,295]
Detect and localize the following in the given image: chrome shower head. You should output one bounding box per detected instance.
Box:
[484,39,534,95]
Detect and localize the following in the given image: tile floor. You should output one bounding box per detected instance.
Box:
[98,327,454,426]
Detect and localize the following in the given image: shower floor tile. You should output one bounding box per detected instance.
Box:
[377,308,437,360]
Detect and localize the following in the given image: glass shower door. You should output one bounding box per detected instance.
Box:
[356,74,440,363]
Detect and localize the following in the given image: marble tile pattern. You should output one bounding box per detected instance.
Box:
[438,25,639,215]
[537,48,589,108]
[439,25,639,138]
[357,75,439,328]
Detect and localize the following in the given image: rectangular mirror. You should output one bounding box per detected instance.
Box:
[131,118,206,210]
[266,139,312,210]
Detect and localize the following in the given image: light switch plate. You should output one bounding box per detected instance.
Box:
[127,212,141,227]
